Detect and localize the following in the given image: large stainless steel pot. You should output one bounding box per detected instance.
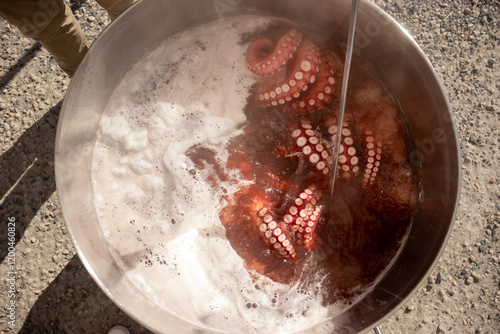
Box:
[55,0,461,333]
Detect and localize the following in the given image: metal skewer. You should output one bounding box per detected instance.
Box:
[330,5,386,332]
[329,0,361,197]
[328,3,384,333]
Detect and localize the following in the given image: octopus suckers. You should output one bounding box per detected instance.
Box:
[297,137,307,147]
[300,60,312,72]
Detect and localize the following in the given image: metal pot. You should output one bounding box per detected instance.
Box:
[55,0,461,333]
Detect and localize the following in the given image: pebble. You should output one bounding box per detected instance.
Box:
[405,305,415,313]
[437,289,446,302]
[436,272,445,284]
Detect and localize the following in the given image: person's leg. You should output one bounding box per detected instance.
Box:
[95,0,137,21]
[0,0,88,77]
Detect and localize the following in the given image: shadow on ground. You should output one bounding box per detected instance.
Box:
[0,102,151,333]
[0,102,60,263]
[19,256,153,334]
[1,2,156,332]
[0,0,87,91]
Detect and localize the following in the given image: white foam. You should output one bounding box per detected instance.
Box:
[91,16,350,333]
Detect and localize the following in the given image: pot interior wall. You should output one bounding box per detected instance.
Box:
[56,0,460,333]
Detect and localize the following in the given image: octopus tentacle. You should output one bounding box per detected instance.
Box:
[254,201,296,259]
[246,29,303,77]
[291,121,331,175]
[224,28,388,262]
[251,184,323,259]
[328,120,360,179]
[290,55,337,113]
[282,185,322,250]
[257,39,322,108]
[296,205,321,250]
[283,185,319,227]
[362,130,382,187]
[208,26,410,270]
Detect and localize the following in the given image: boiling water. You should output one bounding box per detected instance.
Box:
[91,15,415,333]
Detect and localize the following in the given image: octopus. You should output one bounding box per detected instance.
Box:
[188,27,416,285]
[246,29,336,113]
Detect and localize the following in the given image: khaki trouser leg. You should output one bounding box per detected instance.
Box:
[0,0,88,77]
[95,0,137,21]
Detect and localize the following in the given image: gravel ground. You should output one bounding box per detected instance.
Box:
[0,0,498,333]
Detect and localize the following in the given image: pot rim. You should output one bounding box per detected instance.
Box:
[56,0,462,333]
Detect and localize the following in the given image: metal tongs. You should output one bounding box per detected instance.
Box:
[328,2,384,333]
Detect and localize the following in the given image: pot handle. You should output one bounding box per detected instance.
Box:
[373,327,382,334]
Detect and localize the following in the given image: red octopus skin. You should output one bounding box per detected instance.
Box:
[256,39,322,108]
[254,200,297,259]
[222,28,401,264]
[211,27,416,271]
[247,29,337,114]
[282,185,322,250]
[326,116,383,186]
[260,168,290,191]
[254,184,322,258]
[246,29,303,77]
[362,130,382,187]
[296,205,321,250]
[291,121,331,175]
[327,120,361,180]
[283,185,320,228]
[290,55,336,113]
